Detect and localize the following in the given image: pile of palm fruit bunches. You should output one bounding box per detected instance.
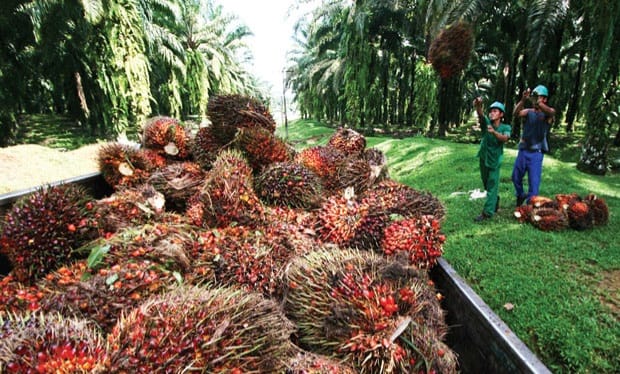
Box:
[0,94,457,373]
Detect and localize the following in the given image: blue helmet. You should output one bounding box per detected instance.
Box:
[533,85,549,97]
[489,101,505,113]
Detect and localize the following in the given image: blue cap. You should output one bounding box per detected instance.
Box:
[489,101,505,113]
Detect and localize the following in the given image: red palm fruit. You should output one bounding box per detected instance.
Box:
[327,127,366,156]
[0,273,48,316]
[529,195,556,208]
[567,200,593,230]
[107,285,294,373]
[530,207,569,232]
[141,116,190,159]
[139,148,168,170]
[361,179,446,221]
[381,215,446,268]
[584,193,609,226]
[188,149,264,228]
[190,224,298,299]
[97,142,151,189]
[316,194,370,246]
[93,184,167,234]
[295,146,347,193]
[283,248,457,374]
[255,161,323,209]
[42,259,180,333]
[514,205,534,223]
[148,161,205,212]
[233,126,295,173]
[0,184,95,283]
[555,193,580,211]
[0,313,107,373]
[429,21,474,79]
[190,125,223,170]
[207,94,277,143]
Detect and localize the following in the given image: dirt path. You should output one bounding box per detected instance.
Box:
[0,144,102,194]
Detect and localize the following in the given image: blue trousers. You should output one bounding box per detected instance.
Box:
[512,149,544,201]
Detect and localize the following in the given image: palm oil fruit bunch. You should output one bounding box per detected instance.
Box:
[381,216,446,268]
[97,142,151,189]
[93,184,166,234]
[361,179,446,221]
[255,161,323,209]
[336,156,375,194]
[363,147,390,181]
[295,145,347,193]
[286,350,357,374]
[233,126,294,173]
[190,125,222,170]
[188,149,264,228]
[141,116,190,160]
[192,225,296,299]
[283,248,457,374]
[207,94,277,143]
[316,193,372,247]
[0,274,48,316]
[148,161,205,212]
[584,193,609,226]
[327,127,367,157]
[530,207,569,232]
[42,258,181,333]
[0,313,107,373]
[107,285,294,373]
[0,184,94,283]
[428,20,474,79]
[567,199,593,230]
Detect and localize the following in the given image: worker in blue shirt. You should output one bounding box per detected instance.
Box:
[512,85,556,206]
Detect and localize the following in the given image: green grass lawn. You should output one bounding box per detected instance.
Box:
[279,119,620,373]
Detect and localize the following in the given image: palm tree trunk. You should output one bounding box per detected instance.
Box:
[565,50,585,132]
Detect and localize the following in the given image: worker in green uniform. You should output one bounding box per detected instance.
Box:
[473,97,512,222]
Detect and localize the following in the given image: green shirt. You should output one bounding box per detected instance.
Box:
[476,116,511,169]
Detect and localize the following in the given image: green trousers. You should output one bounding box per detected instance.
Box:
[479,158,500,216]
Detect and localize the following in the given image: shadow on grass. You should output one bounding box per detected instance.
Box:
[15,114,99,150]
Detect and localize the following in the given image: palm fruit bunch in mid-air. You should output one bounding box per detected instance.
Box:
[255,161,324,209]
[141,116,190,160]
[0,184,95,283]
[283,248,458,374]
[428,20,474,79]
[106,285,294,373]
[513,193,609,232]
[207,94,277,144]
[0,313,107,373]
